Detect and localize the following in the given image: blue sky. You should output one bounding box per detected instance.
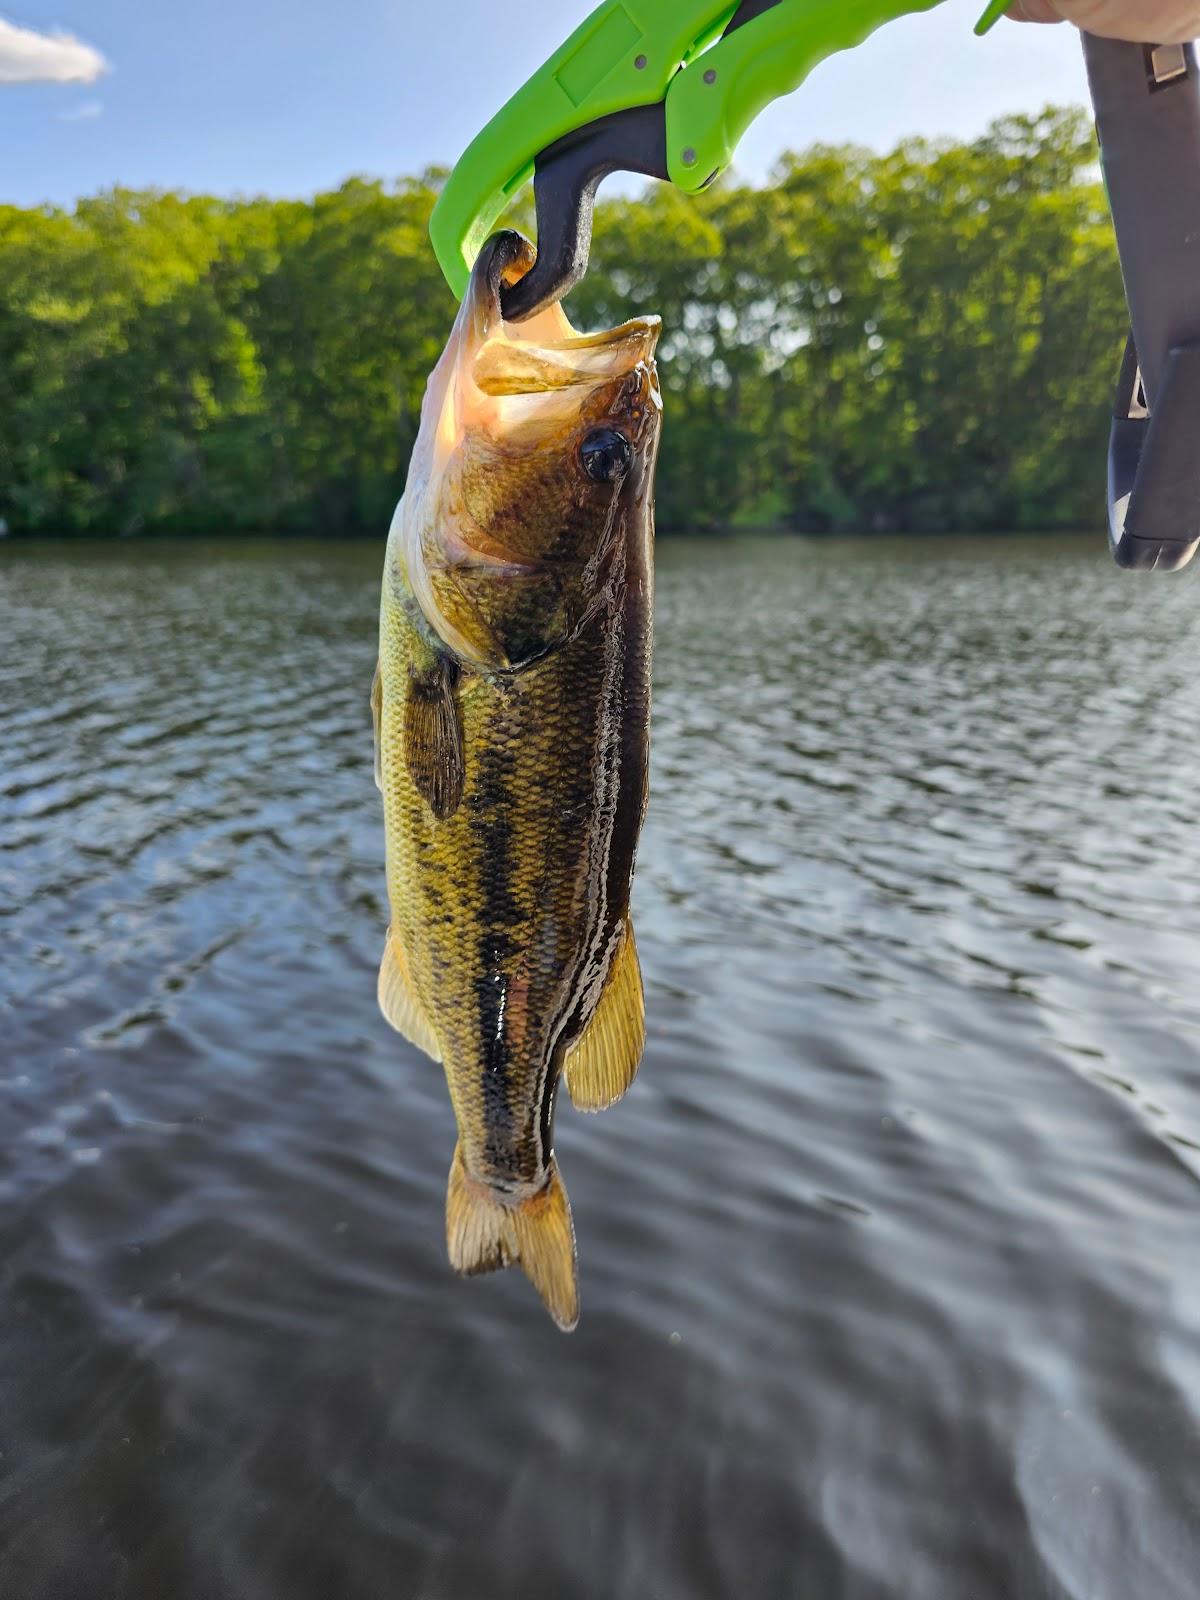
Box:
[3,1,1089,208]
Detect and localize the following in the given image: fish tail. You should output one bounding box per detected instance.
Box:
[446,1145,579,1332]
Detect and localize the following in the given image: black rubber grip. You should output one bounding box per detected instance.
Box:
[1084,35,1200,569]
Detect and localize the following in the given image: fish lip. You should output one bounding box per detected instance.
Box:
[534,316,663,356]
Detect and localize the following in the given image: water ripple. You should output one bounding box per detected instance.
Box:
[1,535,1198,1599]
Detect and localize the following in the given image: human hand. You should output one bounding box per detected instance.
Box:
[1007,1,1200,41]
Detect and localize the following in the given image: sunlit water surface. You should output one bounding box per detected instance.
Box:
[2,535,1199,1599]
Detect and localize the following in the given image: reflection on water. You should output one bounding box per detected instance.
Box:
[2,534,1199,1599]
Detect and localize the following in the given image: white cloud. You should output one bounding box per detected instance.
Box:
[58,97,102,120]
[0,16,109,84]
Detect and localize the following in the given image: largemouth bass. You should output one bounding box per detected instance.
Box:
[373,230,662,1331]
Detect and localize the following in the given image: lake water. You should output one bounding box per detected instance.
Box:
[2,534,1199,1599]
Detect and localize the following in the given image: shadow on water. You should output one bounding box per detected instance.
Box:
[1,534,1199,1599]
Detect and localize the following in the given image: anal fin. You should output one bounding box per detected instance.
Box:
[563,919,645,1114]
[446,1145,579,1332]
[378,929,441,1062]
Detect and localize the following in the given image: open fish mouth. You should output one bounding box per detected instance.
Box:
[455,230,661,420]
[422,227,661,465]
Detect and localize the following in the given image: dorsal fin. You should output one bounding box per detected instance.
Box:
[378,930,441,1062]
[563,920,645,1114]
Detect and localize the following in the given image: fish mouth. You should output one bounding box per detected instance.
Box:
[467,230,661,401]
[429,230,661,462]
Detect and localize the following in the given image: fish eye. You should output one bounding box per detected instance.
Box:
[579,427,633,484]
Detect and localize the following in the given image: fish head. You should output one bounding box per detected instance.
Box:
[399,231,662,673]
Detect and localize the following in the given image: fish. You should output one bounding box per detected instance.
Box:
[373,229,662,1331]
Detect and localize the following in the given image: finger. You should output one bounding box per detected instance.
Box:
[1006,1,1062,21]
[1058,1,1200,41]
[1010,1,1200,41]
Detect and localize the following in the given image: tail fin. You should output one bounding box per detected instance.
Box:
[446,1145,579,1332]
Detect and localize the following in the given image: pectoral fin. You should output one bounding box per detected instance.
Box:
[405,659,464,821]
[378,929,441,1062]
[563,920,645,1114]
[370,661,383,792]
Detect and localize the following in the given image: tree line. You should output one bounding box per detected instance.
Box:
[0,108,1127,538]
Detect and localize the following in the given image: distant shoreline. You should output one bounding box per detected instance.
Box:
[1,111,1123,543]
[0,524,1105,546]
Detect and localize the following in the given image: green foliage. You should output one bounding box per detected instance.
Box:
[0,111,1125,536]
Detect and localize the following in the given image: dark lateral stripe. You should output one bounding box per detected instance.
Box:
[471,710,522,1174]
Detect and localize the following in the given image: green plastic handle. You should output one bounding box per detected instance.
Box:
[666,0,947,191]
[430,0,741,298]
[430,0,998,296]
[975,0,1010,33]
